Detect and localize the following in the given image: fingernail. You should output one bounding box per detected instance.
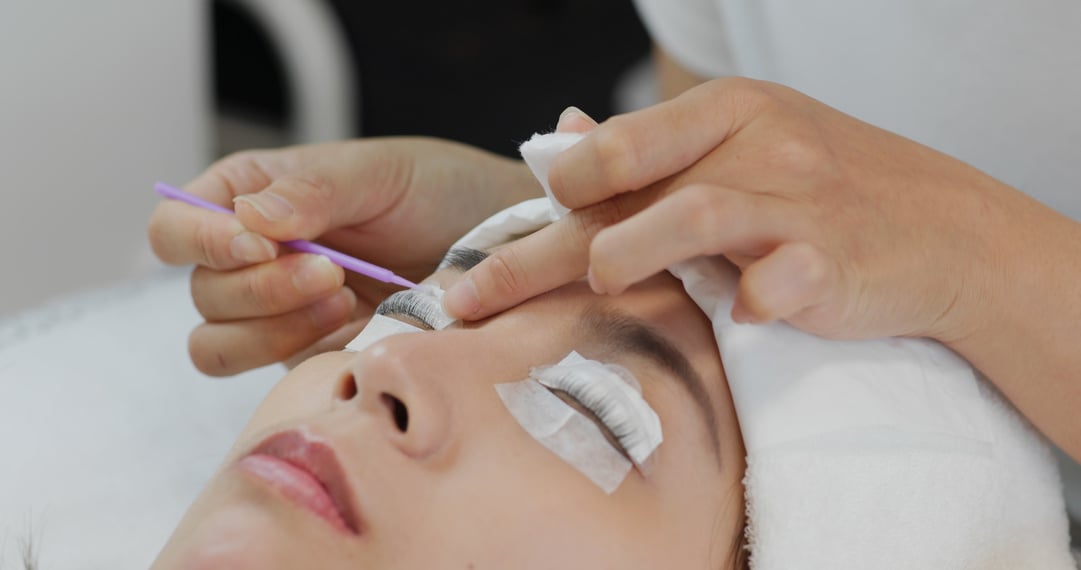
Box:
[235,191,294,222]
[293,255,341,296]
[442,277,480,319]
[559,106,584,121]
[309,288,355,329]
[556,106,589,131]
[230,231,276,263]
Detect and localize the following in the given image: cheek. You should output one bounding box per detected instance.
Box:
[383,407,674,568]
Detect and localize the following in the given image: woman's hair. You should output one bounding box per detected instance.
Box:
[2,530,39,570]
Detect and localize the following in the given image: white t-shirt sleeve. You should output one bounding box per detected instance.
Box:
[632,0,733,78]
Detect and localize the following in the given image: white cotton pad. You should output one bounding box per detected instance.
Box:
[495,377,633,494]
[344,314,423,353]
[519,131,585,217]
[531,351,662,466]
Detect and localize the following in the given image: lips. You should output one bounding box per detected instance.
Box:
[238,430,362,535]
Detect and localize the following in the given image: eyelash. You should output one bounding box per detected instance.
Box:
[375,287,452,330]
[537,365,649,463]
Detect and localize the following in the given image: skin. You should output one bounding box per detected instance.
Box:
[149,46,1080,467]
[442,68,1081,463]
[152,267,747,569]
[146,137,541,376]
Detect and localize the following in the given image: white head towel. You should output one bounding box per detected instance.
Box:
[447,132,1074,569]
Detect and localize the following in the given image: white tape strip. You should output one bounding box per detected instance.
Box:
[496,378,633,494]
[533,351,663,466]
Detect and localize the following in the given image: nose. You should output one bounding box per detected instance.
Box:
[334,339,454,461]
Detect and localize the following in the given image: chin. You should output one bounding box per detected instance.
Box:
[153,498,300,570]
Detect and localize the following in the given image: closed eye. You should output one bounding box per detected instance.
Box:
[545,387,632,462]
[375,290,443,330]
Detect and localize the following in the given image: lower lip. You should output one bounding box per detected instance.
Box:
[238,453,353,534]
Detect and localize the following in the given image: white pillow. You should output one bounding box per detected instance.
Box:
[0,269,280,569]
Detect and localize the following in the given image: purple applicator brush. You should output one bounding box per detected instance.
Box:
[154,182,417,289]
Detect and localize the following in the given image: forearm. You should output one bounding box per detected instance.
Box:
[945,189,1081,460]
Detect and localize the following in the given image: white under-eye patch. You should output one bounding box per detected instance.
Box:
[344,314,423,353]
[495,351,664,494]
[532,352,663,466]
[496,378,633,494]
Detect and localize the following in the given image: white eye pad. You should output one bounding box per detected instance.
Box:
[531,351,663,466]
[344,314,423,353]
[495,377,633,494]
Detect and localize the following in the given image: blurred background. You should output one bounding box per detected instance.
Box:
[0,0,651,318]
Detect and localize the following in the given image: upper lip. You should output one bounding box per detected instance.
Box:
[247,429,363,534]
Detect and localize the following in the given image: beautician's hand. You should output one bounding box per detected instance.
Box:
[447,78,1081,465]
[148,138,539,376]
[443,77,1037,344]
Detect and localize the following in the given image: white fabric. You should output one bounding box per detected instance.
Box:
[630,0,1081,223]
[512,132,1074,569]
[0,270,281,569]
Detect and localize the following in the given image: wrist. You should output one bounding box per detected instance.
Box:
[930,182,1075,352]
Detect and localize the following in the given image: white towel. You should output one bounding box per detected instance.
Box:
[512,131,1074,569]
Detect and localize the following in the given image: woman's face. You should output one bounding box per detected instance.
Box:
[155,252,746,569]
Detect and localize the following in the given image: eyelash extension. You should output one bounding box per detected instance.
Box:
[374,285,456,330]
[532,354,663,467]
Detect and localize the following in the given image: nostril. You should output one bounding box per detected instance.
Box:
[336,371,358,401]
[381,393,409,432]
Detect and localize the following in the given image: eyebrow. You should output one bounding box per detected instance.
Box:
[580,305,722,460]
[440,247,489,272]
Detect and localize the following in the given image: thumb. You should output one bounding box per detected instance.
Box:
[233,177,374,241]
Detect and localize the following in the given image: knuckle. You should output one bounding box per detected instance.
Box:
[194,218,230,269]
[679,186,730,246]
[767,136,829,177]
[710,76,768,105]
[243,271,283,315]
[484,248,528,298]
[212,151,272,195]
[572,199,627,245]
[189,268,219,318]
[593,121,642,192]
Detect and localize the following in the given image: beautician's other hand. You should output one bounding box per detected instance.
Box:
[444,77,1034,344]
[148,138,538,376]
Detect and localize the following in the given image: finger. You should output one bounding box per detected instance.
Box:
[548,78,760,209]
[232,173,385,242]
[442,196,640,320]
[731,242,838,324]
[147,201,279,270]
[189,287,357,377]
[184,149,279,205]
[191,254,345,321]
[588,184,800,295]
[556,106,599,134]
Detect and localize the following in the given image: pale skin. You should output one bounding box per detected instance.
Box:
[152,263,747,569]
[148,49,1081,462]
[147,137,540,375]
